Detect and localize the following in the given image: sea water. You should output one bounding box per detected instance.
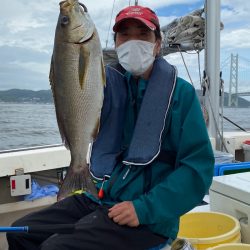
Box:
[0,103,249,151]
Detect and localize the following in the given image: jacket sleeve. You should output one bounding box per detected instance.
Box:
[132,81,214,225]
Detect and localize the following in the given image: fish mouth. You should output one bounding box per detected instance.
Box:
[59,0,71,9]
[59,0,88,12]
[59,0,94,44]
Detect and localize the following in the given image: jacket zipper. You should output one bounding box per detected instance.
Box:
[106,164,131,197]
[122,165,131,179]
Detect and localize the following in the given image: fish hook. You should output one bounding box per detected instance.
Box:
[79,2,88,12]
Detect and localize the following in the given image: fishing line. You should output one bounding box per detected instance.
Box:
[221,114,249,133]
[105,0,116,49]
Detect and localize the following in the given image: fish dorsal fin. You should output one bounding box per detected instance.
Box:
[49,55,55,91]
[101,57,106,87]
[79,46,89,89]
[92,118,100,141]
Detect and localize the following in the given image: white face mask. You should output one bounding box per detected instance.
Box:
[116,40,156,76]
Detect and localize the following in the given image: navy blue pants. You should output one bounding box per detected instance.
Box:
[7,195,167,250]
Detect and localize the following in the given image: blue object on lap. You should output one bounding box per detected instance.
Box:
[24,180,59,201]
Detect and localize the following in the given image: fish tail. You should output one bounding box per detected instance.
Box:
[57,163,98,201]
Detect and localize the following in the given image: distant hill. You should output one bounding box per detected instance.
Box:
[223,93,250,108]
[0,89,53,103]
[196,90,250,108]
[0,88,249,107]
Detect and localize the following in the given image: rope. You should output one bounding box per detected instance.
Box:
[176,45,230,152]
[219,76,225,151]
[203,75,229,152]
[105,0,116,49]
[197,51,202,87]
[177,46,194,86]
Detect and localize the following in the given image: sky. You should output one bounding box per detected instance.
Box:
[1,0,250,92]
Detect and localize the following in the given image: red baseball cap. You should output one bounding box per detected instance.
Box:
[113,5,160,32]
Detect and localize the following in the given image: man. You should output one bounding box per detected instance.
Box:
[7,5,214,250]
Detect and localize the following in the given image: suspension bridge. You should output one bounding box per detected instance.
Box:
[221,54,250,107]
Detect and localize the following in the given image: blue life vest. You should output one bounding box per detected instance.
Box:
[90,57,177,179]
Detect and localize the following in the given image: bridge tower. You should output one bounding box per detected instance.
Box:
[228,54,239,107]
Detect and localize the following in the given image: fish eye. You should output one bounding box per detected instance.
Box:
[61,15,69,26]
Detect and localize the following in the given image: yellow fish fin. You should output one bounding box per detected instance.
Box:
[101,57,106,87]
[79,46,89,89]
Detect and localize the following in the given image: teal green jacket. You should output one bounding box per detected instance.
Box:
[88,66,214,239]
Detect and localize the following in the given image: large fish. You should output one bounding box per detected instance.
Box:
[49,0,105,200]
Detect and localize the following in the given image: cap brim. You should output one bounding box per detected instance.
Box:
[113,17,156,32]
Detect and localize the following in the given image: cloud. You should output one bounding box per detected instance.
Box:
[221,29,250,49]
[166,51,205,89]
[10,61,49,76]
[0,63,50,90]
[0,0,250,91]
[222,0,250,22]
[7,19,46,34]
[0,45,50,90]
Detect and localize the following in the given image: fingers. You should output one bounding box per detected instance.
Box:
[108,201,139,227]
[112,213,130,225]
[108,204,127,219]
[109,205,131,225]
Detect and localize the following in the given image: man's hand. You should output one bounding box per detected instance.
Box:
[108,201,139,227]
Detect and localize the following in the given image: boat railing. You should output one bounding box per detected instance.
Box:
[0,144,70,177]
